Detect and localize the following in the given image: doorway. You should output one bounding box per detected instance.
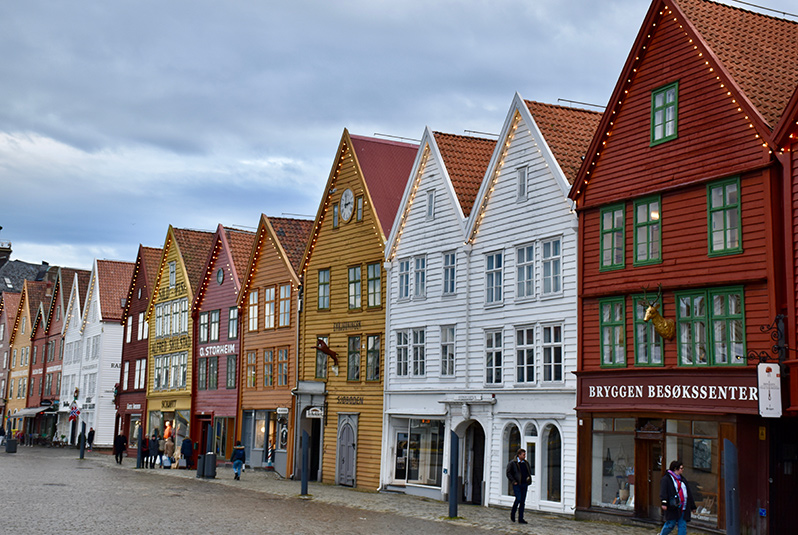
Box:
[337,418,356,486]
[463,422,485,505]
[635,437,663,520]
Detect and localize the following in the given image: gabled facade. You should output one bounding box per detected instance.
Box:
[567,1,798,532]
[0,292,21,422]
[381,127,495,501]
[58,271,87,445]
[237,215,311,476]
[295,130,417,489]
[191,225,254,462]
[117,245,162,455]
[145,226,214,449]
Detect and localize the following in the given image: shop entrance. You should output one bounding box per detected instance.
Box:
[635,433,663,520]
[462,422,485,505]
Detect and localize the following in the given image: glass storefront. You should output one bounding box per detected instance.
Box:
[664,419,719,523]
[591,417,635,510]
[392,418,444,487]
[128,414,141,447]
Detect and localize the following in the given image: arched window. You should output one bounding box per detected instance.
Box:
[504,424,521,495]
[543,425,562,502]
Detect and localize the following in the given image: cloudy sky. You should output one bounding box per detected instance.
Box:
[1,0,795,270]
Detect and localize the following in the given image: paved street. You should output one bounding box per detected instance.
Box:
[1,446,657,534]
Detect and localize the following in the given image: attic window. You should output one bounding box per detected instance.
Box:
[4,277,12,288]
[651,81,678,145]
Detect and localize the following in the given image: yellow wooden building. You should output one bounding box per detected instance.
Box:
[145,226,213,449]
[294,129,417,489]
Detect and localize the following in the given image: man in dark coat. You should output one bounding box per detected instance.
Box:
[180,436,194,469]
[113,433,127,464]
[659,460,697,535]
[148,433,160,468]
[506,448,532,524]
[86,427,95,451]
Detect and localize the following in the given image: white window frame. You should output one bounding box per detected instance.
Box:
[542,324,564,382]
[441,325,455,376]
[396,330,409,376]
[398,260,410,300]
[542,237,562,295]
[486,330,503,384]
[517,166,528,200]
[442,252,456,296]
[426,189,435,220]
[412,328,425,376]
[486,252,503,305]
[414,256,426,298]
[516,244,535,300]
[168,261,176,288]
[515,326,535,384]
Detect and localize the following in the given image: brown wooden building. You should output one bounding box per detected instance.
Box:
[191,225,254,461]
[236,215,311,476]
[117,245,162,456]
[295,130,417,489]
[567,1,798,533]
[0,292,21,423]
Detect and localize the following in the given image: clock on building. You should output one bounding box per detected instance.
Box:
[340,188,355,222]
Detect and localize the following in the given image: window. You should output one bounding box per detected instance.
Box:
[318,270,330,310]
[634,296,664,366]
[168,261,176,288]
[332,203,339,228]
[542,238,561,294]
[348,336,361,381]
[441,326,455,376]
[135,359,145,390]
[277,348,288,386]
[315,336,328,379]
[209,310,220,342]
[516,245,535,299]
[179,352,187,388]
[348,266,362,309]
[443,252,456,295]
[516,327,535,383]
[198,357,207,390]
[651,81,678,145]
[543,325,563,381]
[172,301,180,335]
[199,312,209,343]
[677,287,745,366]
[396,331,409,376]
[180,299,188,333]
[414,257,426,298]
[45,373,52,396]
[367,263,381,307]
[278,284,291,327]
[138,312,145,340]
[412,329,425,376]
[0,323,4,340]
[517,166,528,200]
[708,177,741,255]
[398,260,410,299]
[33,346,37,364]
[486,252,503,304]
[486,331,503,384]
[228,307,238,339]
[600,205,624,270]
[126,317,132,343]
[208,356,218,390]
[600,298,626,367]
[247,351,257,388]
[392,418,445,486]
[366,335,380,381]
[356,196,364,221]
[171,354,180,388]
[264,287,275,329]
[248,290,259,331]
[123,361,130,390]
[634,197,661,265]
[155,306,162,337]
[226,356,236,389]
[426,190,435,220]
[264,350,273,387]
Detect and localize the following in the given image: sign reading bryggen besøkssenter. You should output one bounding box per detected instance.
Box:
[577,370,759,414]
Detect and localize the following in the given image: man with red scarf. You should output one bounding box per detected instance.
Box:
[659,460,697,535]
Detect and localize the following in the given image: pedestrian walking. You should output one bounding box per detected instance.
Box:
[659,460,697,535]
[113,433,127,464]
[230,440,246,480]
[148,433,160,468]
[181,437,194,469]
[506,448,532,524]
[158,435,166,468]
[164,436,175,464]
[0,424,5,446]
[87,427,95,451]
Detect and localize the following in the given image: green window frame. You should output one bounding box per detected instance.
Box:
[707,177,742,256]
[651,81,678,145]
[600,204,625,271]
[634,196,661,265]
[367,263,381,308]
[600,297,626,367]
[347,335,361,381]
[676,286,745,366]
[348,266,362,309]
[633,295,664,366]
[366,335,380,381]
[318,269,330,310]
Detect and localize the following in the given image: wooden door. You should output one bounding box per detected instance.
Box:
[338,422,355,486]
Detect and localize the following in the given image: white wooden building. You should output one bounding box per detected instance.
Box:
[57,271,86,445]
[382,94,601,513]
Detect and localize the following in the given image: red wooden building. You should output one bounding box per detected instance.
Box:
[191,225,254,460]
[568,0,798,533]
[117,245,162,456]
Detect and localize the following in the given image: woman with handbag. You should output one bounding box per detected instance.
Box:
[659,460,697,535]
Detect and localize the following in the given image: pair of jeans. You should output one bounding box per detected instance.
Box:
[233,460,244,477]
[660,510,687,535]
[511,483,528,520]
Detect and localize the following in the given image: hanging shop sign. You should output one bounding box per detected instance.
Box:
[757,363,782,418]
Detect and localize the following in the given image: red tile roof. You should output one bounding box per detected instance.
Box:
[433,132,496,217]
[1,291,21,328]
[224,228,256,281]
[674,0,798,127]
[141,246,163,289]
[172,228,215,294]
[96,260,135,322]
[525,101,603,185]
[268,216,314,274]
[350,135,419,235]
[23,279,49,330]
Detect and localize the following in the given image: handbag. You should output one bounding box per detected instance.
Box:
[178,458,187,468]
[162,457,171,468]
[669,494,680,508]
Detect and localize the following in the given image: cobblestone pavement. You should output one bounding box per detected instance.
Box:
[1,446,658,534]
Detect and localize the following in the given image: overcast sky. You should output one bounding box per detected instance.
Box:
[1,0,795,270]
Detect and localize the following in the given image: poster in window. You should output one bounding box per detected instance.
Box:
[692,438,712,471]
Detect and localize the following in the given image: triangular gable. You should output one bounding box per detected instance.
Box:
[62,272,82,335]
[387,127,494,261]
[11,280,47,346]
[121,245,162,324]
[94,260,135,324]
[1,292,21,336]
[569,0,783,206]
[774,85,798,148]
[194,224,255,310]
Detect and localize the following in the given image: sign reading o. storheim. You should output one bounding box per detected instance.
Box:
[757,362,782,418]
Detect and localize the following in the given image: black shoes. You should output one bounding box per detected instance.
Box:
[234,473,239,480]
[510,513,515,522]
[518,519,528,524]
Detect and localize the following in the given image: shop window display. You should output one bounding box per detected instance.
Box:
[392,419,444,487]
[591,418,635,510]
[665,419,719,523]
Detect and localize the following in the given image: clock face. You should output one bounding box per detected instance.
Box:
[340,188,355,222]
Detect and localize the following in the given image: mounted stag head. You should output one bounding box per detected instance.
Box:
[642,284,676,340]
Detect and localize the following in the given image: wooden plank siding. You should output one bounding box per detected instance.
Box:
[581,12,766,209]
[299,141,389,491]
